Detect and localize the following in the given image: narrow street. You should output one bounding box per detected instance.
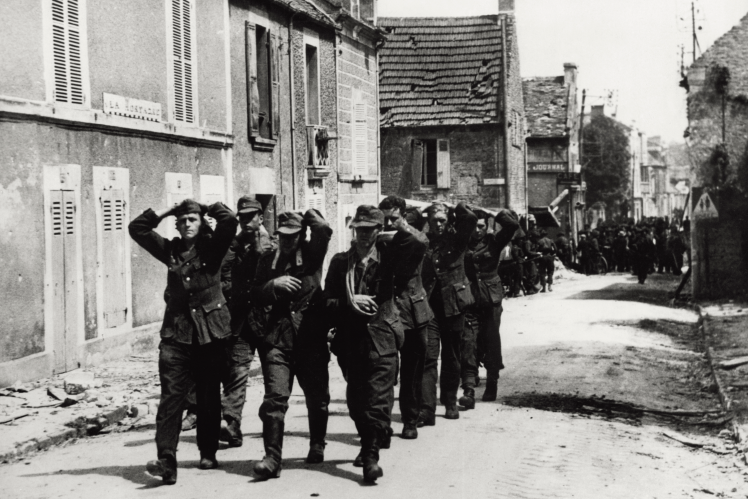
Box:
[3,272,746,499]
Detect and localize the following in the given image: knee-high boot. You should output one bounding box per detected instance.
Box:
[254,419,283,479]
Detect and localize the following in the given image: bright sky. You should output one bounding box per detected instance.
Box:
[377,0,748,143]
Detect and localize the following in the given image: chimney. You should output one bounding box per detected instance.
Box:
[563,63,577,86]
[590,105,604,118]
[498,0,514,14]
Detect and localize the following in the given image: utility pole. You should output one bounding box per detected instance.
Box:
[691,2,696,63]
[572,89,586,256]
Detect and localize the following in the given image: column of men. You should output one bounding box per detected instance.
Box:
[129,194,519,485]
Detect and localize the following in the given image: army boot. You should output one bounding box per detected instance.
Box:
[458,388,476,410]
[306,409,328,464]
[361,435,383,484]
[444,405,460,420]
[146,454,177,485]
[253,420,283,480]
[482,378,498,402]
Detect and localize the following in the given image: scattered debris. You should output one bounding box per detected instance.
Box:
[717,356,748,370]
[63,371,99,395]
[662,430,703,448]
[0,412,32,425]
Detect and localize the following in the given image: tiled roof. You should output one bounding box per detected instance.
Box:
[267,0,338,28]
[690,12,748,97]
[522,76,568,137]
[378,16,505,127]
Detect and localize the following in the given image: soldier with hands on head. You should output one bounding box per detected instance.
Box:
[250,209,332,479]
[129,199,238,484]
[419,202,478,424]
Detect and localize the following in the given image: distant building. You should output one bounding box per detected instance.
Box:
[523,63,581,237]
[684,11,748,299]
[377,0,527,214]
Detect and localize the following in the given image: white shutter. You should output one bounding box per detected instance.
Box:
[352,88,368,175]
[170,0,195,124]
[436,139,451,189]
[164,172,193,239]
[51,0,85,105]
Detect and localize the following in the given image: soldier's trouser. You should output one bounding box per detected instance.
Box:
[221,334,255,423]
[421,309,464,414]
[257,342,330,446]
[538,256,554,286]
[460,311,479,390]
[156,339,224,461]
[398,325,428,425]
[473,303,504,381]
[347,333,399,444]
[633,258,649,284]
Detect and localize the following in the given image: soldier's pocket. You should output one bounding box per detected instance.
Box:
[409,293,433,326]
[203,298,231,338]
[451,281,474,314]
[368,315,405,357]
[485,278,503,304]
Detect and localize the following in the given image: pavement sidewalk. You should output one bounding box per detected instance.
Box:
[699,301,748,446]
[0,350,261,464]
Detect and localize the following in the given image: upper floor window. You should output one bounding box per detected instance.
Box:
[304,29,321,126]
[246,21,280,145]
[415,139,451,189]
[640,165,649,183]
[168,0,196,124]
[49,0,89,106]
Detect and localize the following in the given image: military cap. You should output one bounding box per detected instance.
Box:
[237,196,262,215]
[174,199,207,218]
[350,205,384,228]
[275,211,304,234]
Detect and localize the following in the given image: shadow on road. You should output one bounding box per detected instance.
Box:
[566,273,683,306]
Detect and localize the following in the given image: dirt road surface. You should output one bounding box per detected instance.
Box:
[3,272,747,499]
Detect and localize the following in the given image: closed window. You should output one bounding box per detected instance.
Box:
[168,0,196,124]
[50,0,88,105]
[352,88,367,174]
[304,29,321,126]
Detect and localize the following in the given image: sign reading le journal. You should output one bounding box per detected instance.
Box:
[528,162,566,173]
[103,93,161,122]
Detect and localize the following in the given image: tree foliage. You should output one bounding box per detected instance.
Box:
[582,115,631,211]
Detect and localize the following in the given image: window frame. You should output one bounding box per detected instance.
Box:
[303,28,321,127]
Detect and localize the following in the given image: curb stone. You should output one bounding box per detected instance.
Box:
[695,305,745,446]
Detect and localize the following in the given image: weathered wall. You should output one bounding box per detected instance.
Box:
[687,64,748,299]
[381,125,507,208]
[291,20,340,253]
[503,14,527,214]
[0,121,225,364]
[0,1,45,101]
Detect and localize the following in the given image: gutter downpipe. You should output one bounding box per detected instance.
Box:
[288,8,299,210]
[500,14,511,210]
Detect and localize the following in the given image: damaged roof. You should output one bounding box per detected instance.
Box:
[522,76,569,137]
[378,16,506,128]
[266,0,339,28]
[690,12,748,97]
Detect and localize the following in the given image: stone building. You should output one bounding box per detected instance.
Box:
[377,0,527,214]
[314,0,386,251]
[523,63,581,238]
[684,11,748,299]
[0,0,367,385]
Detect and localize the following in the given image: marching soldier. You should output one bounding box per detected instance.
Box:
[535,230,557,293]
[219,197,275,447]
[129,200,237,484]
[378,196,433,440]
[463,209,519,407]
[325,205,428,482]
[420,202,478,424]
[250,209,332,479]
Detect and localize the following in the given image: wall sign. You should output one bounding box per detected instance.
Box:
[483,178,506,186]
[557,172,582,185]
[529,162,566,173]
[103,93,162,122]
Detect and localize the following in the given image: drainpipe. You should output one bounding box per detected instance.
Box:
[288,10,299,210]
[500,14,511,210]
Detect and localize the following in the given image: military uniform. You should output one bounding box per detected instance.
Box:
[326,207,427,481]
[464,210,519,404]
[129,201,237,480]
[250,210,332,477]
[535,235,557,292]
[420,203,478,420]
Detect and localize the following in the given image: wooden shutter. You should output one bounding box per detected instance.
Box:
[352,88,368,174]
[100,189,127,328]
[411,139,424,191]
[51,0,84,105]
[246,21,260,138]
[436,139,451,189]
[307,192,325,218]
[269,31,280,139]
[171,0,194,123]
[50,191,67,371]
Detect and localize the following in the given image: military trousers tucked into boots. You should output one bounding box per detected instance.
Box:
[469,303,504,382]
[460,310,479,390]
[421,307,465,416]
[257,342,330,451]
[346,332,399,444]
[156,338,225,462]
